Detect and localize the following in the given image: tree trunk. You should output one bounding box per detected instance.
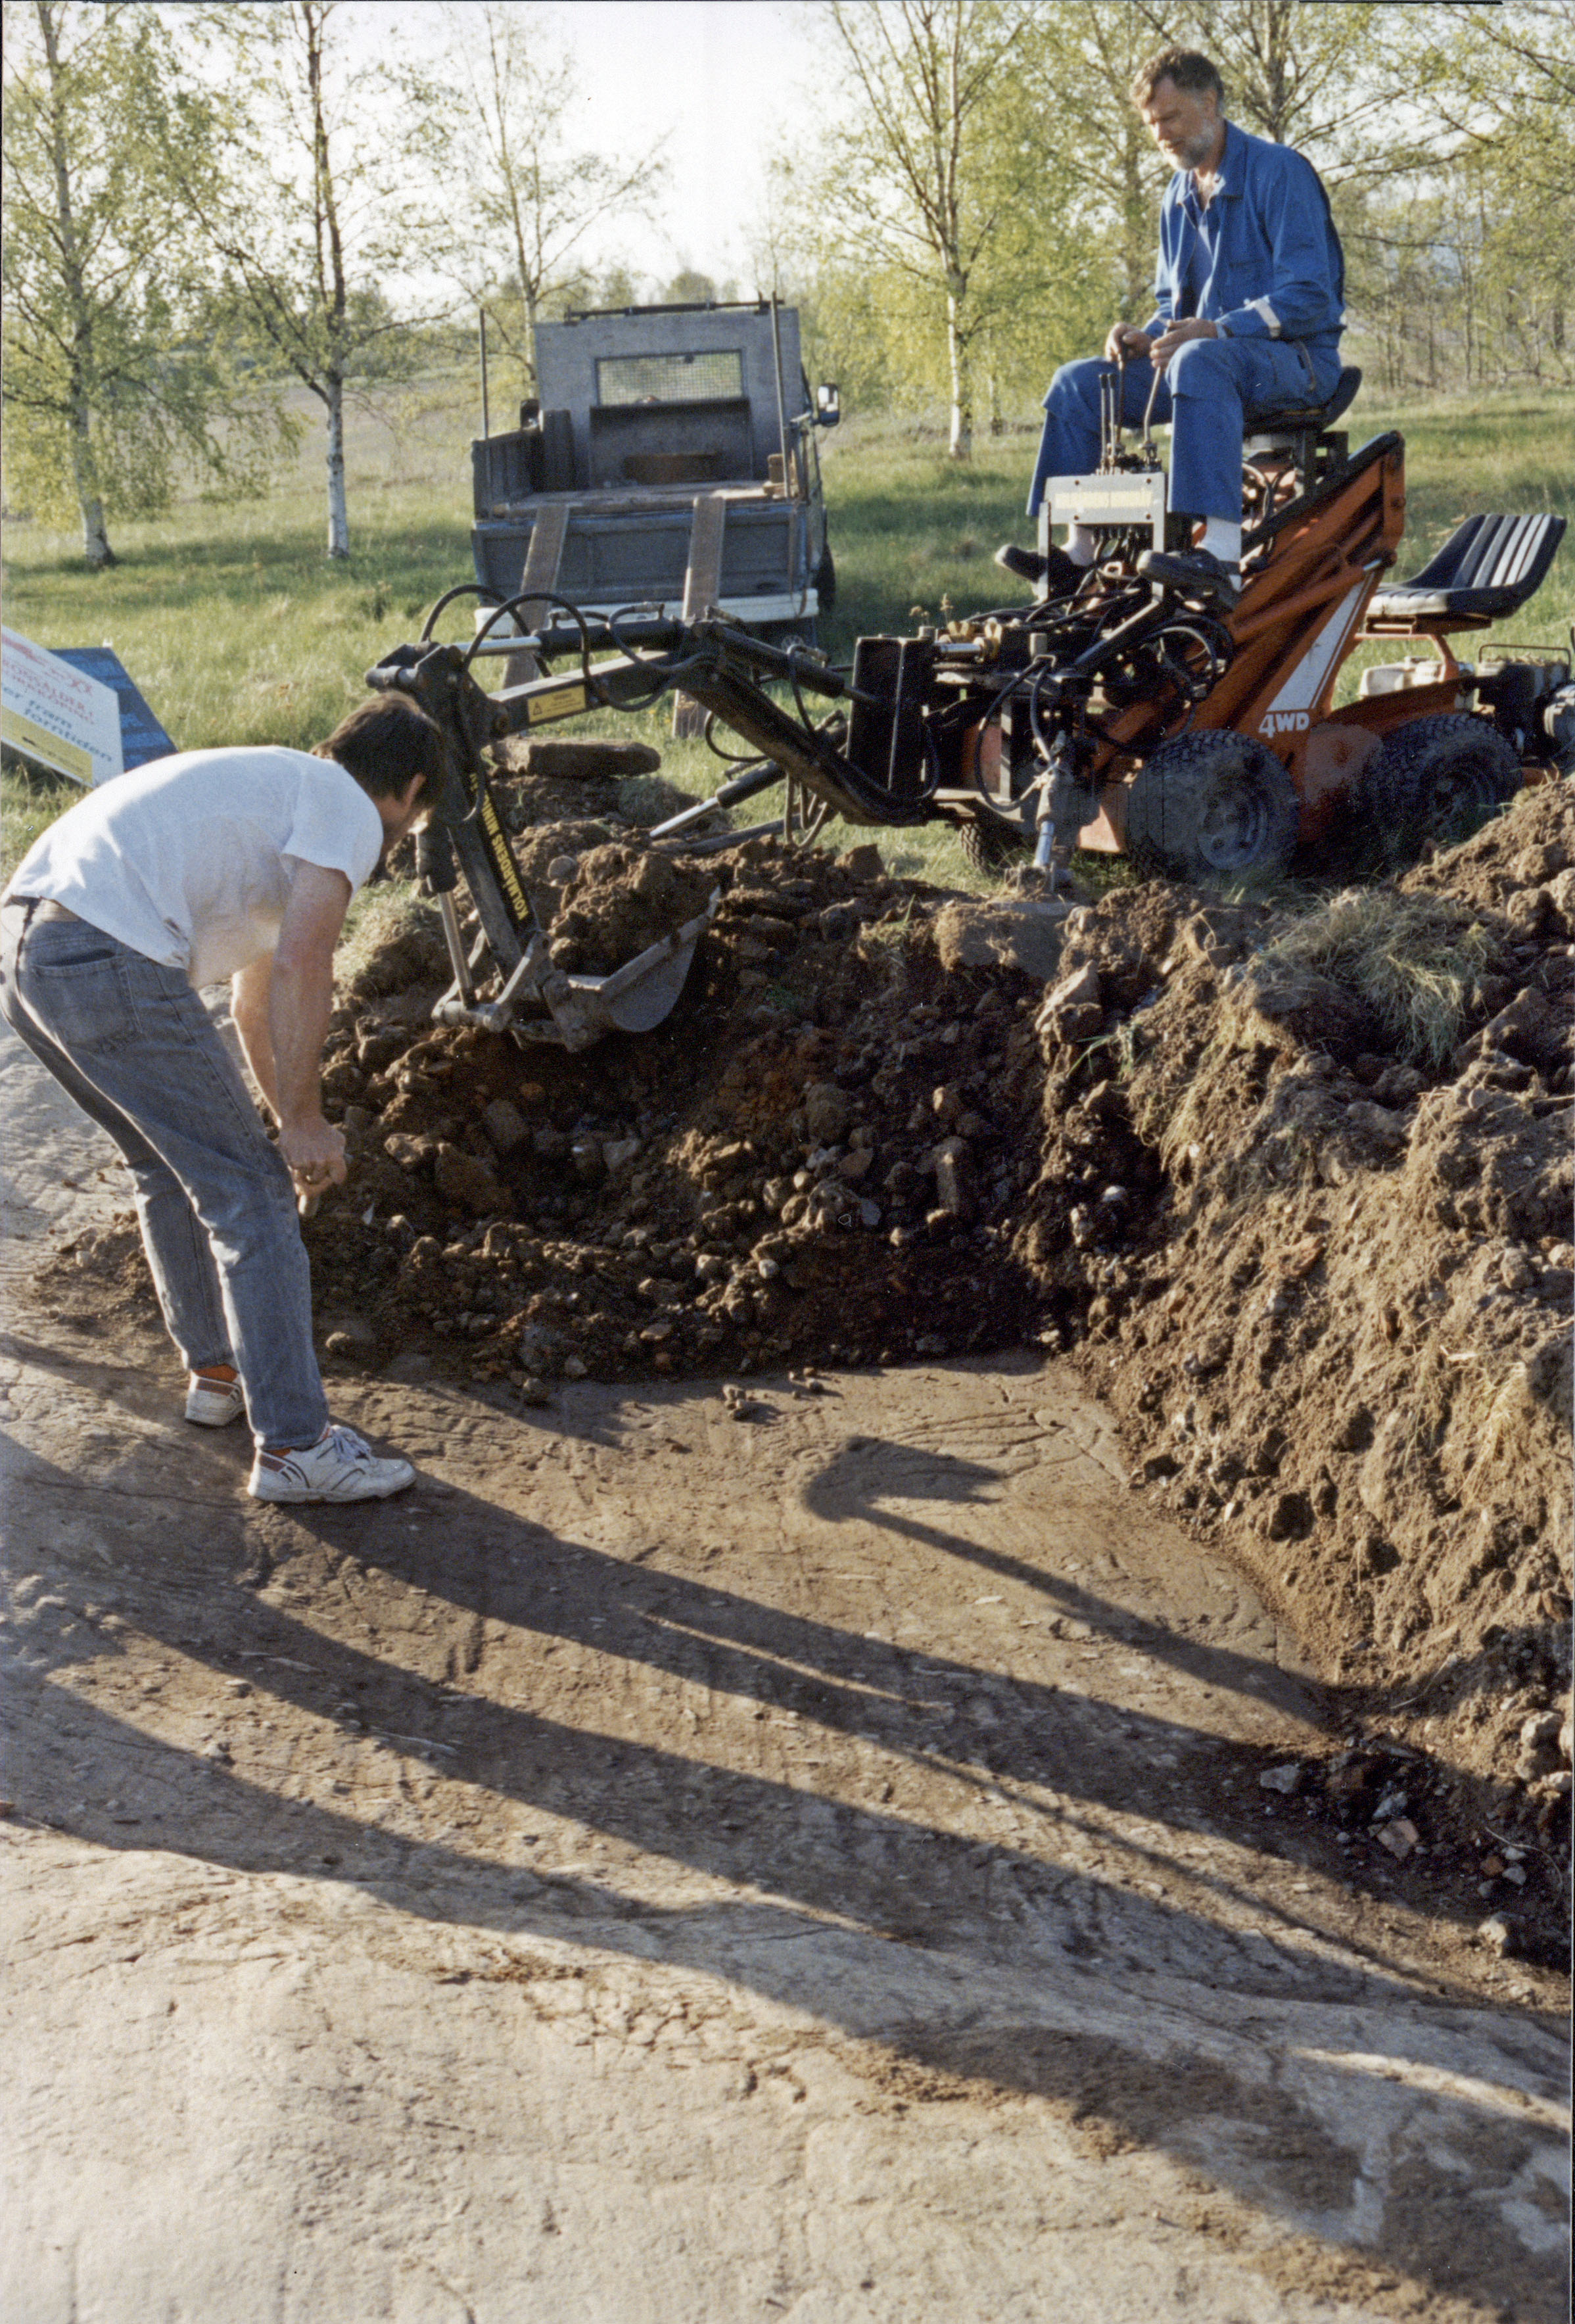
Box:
[947,284,972,462]
[523,281,540,398]
[1119,118,1151,319]
[39,0,114,568]
[325,372,349,558]
[68,391,114,568]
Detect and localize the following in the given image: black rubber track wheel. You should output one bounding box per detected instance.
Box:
[813,544,836,613]
[958,813,1029,878]
[1357,711,1522,864]
[1124,730,1300,884]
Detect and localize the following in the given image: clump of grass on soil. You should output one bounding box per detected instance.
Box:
[1250,885,1499,1067]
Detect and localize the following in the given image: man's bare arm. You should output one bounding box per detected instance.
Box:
[231,956,280,1116]
[268,863,353,1185]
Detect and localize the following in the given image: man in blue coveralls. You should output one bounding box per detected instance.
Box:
[1003,46,1345,606]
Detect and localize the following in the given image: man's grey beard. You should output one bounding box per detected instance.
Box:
[1178,123,1219,170]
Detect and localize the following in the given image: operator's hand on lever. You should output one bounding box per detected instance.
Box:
[1146,318,1219,371]
[1104,323,1153,364]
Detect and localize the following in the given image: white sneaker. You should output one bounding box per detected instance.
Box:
[186,1373,246,1427]
[248,1423,416,1504]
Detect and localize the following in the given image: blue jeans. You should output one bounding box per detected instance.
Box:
[0,903,329,1450]
[1027,336,1343,523]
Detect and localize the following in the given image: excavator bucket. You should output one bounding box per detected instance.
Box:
[511,892,720,1049]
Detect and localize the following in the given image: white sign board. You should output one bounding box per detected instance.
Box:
[1,626,125,788]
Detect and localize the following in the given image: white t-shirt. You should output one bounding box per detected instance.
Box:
[9,747,385,988]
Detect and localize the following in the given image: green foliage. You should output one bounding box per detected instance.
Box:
[1,1,296,559]
[398,3,667,404]
[168,3,448,560]
[807,1,1052,457]
[791,1,1573,427]
[1015,0,1183,323]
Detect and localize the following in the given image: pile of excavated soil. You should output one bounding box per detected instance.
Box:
[381,732,731,894]
[1013,780,1574,1870]
[490,732,732,843]
[43,778,1573,1873]
[51,829,1057,1386]
[294,830,1055,1384]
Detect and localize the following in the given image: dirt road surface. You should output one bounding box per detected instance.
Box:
[3,1021,1568,2323]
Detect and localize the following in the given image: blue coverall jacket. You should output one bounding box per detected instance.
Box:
[1029,120,1346,523]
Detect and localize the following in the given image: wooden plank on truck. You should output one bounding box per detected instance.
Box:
[506,500,574,685]
[673,493,728,736]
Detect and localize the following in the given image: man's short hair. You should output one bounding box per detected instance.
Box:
[1131,47,1226,110]
[316,692,448,802]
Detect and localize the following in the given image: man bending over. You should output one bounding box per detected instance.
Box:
[1,694,441,1504]
[1005,46,1345,605]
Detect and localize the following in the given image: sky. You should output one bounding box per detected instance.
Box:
[550,1,817,284]
[364,0,823,290]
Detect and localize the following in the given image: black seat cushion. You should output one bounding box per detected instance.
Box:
[1369,512,1567,621]
[1247,364,1362,435]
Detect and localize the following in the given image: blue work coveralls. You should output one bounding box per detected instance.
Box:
[1028,119,1346,523]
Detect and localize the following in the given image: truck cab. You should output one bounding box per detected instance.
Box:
[471,300,837,638]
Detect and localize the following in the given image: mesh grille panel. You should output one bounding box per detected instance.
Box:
[596,350,744,406]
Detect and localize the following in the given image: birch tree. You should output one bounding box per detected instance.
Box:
[408,3,667,403]
[1016,2,1181,326]
[1,0,287,567]
[1411,0,1575,377]
[817,0,1037,460]
[180,1,431,559]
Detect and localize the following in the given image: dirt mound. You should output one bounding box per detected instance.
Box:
[548,844,717,974]
[53,836,1044,1400]
[381,735,727,888]
[42,780,1573,1883]
[1011,780,1573,1870]
[490,732,728,836]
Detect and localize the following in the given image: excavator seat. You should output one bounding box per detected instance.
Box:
[1242,364,1363,490]
[1366,512,1567,627]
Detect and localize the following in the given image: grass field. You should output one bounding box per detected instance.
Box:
[5,375,1572,889]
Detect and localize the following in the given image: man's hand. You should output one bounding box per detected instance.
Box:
[279,1115,347,1198]
[1104,323,1153,364]
[1148,317,1219,371]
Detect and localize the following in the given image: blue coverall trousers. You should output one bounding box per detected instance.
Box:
[1028,335,1342,523]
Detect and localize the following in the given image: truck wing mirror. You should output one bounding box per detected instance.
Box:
[816,383,841,429]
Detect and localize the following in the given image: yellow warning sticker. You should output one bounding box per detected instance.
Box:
[481,794,530,916]
[526,682,588,725]
[1,706,93,785]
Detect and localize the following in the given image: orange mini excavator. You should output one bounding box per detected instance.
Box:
[367,369,1569,1044]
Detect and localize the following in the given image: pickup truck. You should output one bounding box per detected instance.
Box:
[470,299,839,641]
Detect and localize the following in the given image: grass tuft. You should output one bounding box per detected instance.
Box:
[1250,886,1499,1066]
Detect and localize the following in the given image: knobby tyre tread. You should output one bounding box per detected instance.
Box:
[958,814,1029,878]
[1357,712,1522,865]
[1124,730,1300,884]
